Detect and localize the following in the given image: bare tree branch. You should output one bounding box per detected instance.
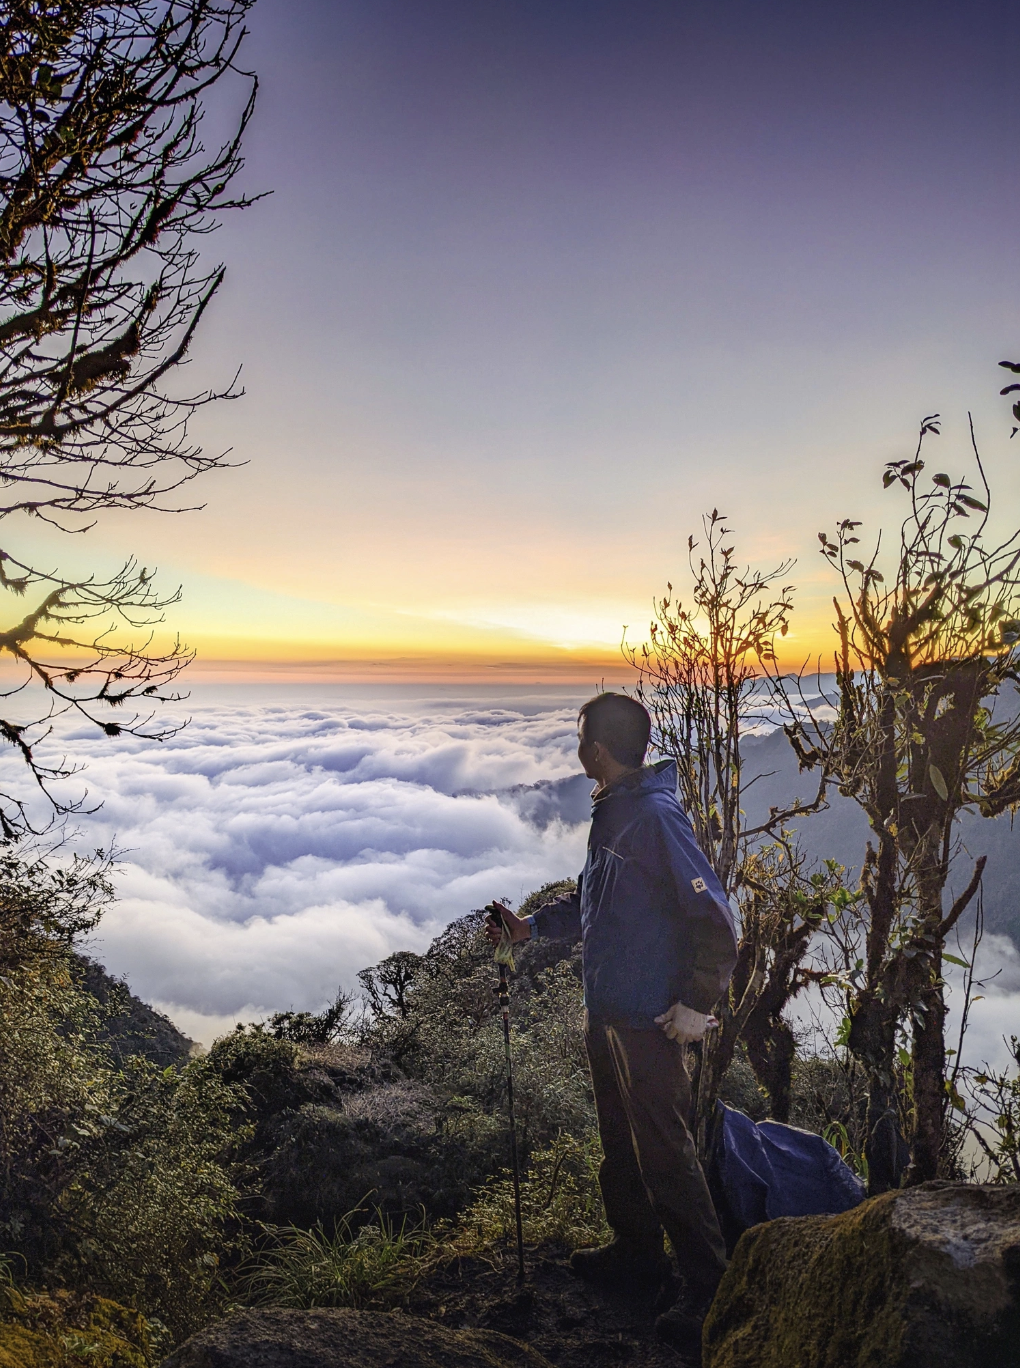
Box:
[0,1,259,833]
[938,854,986,940]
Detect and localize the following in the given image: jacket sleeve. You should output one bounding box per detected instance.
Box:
[531,877,583,942]
[656,810,738,1014]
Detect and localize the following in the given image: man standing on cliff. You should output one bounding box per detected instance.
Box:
[486,691,737,1354]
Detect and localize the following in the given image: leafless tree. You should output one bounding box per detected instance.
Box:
[0,0,258,833]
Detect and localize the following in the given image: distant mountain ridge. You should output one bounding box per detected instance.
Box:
[73,954,196,1067]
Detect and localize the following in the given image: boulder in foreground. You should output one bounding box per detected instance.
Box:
[160,1306,553,1368]
[704,1180,1020,1368]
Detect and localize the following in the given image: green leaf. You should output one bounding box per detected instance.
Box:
[932,473,951,488]
[958,494,987,511]
[942,952,970,969]
[944,1079,966,1112]
[929,764,949,801]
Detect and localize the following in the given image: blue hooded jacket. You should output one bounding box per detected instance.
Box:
[532,759,737,1028]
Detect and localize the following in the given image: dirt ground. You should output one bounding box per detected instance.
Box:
[405,1244,695,1368]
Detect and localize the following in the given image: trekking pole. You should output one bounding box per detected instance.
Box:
[497,958,526,1286]
[486,906,526,1285]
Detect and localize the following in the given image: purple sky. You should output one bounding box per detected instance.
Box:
[81,0,1020,672]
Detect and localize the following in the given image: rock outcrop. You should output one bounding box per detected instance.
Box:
[160,1307,553,1368]
[703,1180,1020,1368]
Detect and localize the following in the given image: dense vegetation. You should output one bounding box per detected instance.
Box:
[0,850,252,1363]
[0,867,608,1361]
[12,853,1007,1365]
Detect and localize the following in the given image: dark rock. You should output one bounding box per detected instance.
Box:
[406,1246,686,1368]
[159,1307,552,1368]
[703,1180,1020,1368]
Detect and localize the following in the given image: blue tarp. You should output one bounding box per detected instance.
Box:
[711,1102,866,1237]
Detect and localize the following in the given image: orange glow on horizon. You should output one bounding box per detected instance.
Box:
[179,625,842,685]
[0,606,844,688]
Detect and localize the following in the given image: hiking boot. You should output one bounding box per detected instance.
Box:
[569,1238,670,1289]
[654,1288,715,1361]
[655,1302,704,1359]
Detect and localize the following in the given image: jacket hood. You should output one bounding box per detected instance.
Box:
[643,758,678,792]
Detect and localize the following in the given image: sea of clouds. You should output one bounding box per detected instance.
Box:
[45,686,593,1044]
[8,682,1016,1071]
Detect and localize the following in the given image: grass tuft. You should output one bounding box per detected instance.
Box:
[242,1209,432,1310]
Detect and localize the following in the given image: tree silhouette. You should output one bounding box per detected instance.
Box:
[0,0,258,832]
[788,385,1020,1189]
[625,514,836,1147]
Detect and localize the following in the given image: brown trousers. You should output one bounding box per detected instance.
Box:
[585,1013,728,1298]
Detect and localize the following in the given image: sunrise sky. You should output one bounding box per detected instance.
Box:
[57,0,1020,681]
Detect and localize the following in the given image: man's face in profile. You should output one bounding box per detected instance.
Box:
[577,716,599,779]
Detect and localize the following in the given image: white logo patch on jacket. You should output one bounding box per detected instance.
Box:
[691,877,707,893]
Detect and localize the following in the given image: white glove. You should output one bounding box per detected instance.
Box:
[654,1002,718,1043]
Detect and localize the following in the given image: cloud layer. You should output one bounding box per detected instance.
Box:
[25,688,591,1042]
[7,682,1016,1072]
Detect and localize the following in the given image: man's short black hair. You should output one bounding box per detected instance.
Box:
[578,692,651,768]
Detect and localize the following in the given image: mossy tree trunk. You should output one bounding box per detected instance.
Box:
[744,1014,797,1123]
[846,693,910,1193]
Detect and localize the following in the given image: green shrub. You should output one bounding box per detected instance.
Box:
[203,1026,299,1106]
[243,1210,431,1310]
[718,1045,769,1121]
[54,1056,249,1342]
[448,1132,608,1257]
[0,870,249,1346]
[0,950,115,1265]
[363,909,595,1170]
